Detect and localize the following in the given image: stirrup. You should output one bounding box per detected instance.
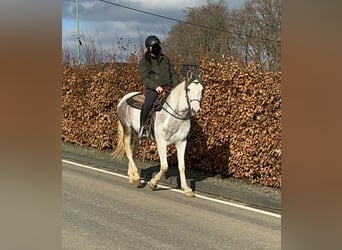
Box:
[138,126,148,138]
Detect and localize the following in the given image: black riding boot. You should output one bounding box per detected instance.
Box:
[138,88,158,138]
[138,105,148,138]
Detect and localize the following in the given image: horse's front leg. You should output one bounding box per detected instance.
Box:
[149,141,168,190]
[176,140,195,197]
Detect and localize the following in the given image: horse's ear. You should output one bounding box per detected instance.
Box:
[187,71,193,81]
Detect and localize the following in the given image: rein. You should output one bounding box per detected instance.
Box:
[163,101,191,120]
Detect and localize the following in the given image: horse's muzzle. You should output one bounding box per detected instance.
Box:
[190,100,201,117]
[191,108,201,117]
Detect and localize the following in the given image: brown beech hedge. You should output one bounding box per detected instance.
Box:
[62,55,281,187]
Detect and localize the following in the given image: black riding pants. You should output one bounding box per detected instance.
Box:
[140,88,158,127]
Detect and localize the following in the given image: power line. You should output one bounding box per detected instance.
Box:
[63,0,280,43]
[63,29,74,36]
[98,0,232,33]
[97,0,280,43]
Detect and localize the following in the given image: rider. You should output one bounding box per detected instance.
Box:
[138,35,180,138]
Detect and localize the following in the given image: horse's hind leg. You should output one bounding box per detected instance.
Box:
[131,133,139,159]
[149,141,168,190]
[124,131,141,185]
[176,140,195,197]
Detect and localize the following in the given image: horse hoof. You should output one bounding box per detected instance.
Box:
[149,181,157,190]
[184,190,195,198]
[129,178,140,185]
[132,178,141,186]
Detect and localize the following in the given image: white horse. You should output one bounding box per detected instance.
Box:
[113,72,204,197]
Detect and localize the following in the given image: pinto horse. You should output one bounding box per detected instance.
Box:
[113,72,204,197]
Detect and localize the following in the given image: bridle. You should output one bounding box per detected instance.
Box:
[185,74,203,108]
[163,72,204,120]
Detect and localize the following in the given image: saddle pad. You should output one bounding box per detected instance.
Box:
[126,93,145,110]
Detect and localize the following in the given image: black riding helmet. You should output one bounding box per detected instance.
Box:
[145,35,161,48]
[145,35,162,56]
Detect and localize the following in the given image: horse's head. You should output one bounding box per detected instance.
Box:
[185,71,204,117]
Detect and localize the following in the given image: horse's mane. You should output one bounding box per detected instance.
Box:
[167,80,186,106]
[172,80,186,96]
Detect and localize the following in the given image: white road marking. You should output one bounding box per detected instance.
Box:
[62,159,281,219]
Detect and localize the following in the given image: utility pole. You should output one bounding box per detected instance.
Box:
[76,0,81,64]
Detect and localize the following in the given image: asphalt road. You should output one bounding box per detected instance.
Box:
[63,161,280,250]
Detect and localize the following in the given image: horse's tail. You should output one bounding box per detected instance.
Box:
[112,120,125,159]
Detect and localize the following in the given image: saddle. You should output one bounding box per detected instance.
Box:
[126,93,145,110]
[126,86,172,138]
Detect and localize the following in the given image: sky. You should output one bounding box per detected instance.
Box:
[62,0,248,59]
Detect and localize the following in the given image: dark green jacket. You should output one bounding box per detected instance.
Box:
[138,54,180,90]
